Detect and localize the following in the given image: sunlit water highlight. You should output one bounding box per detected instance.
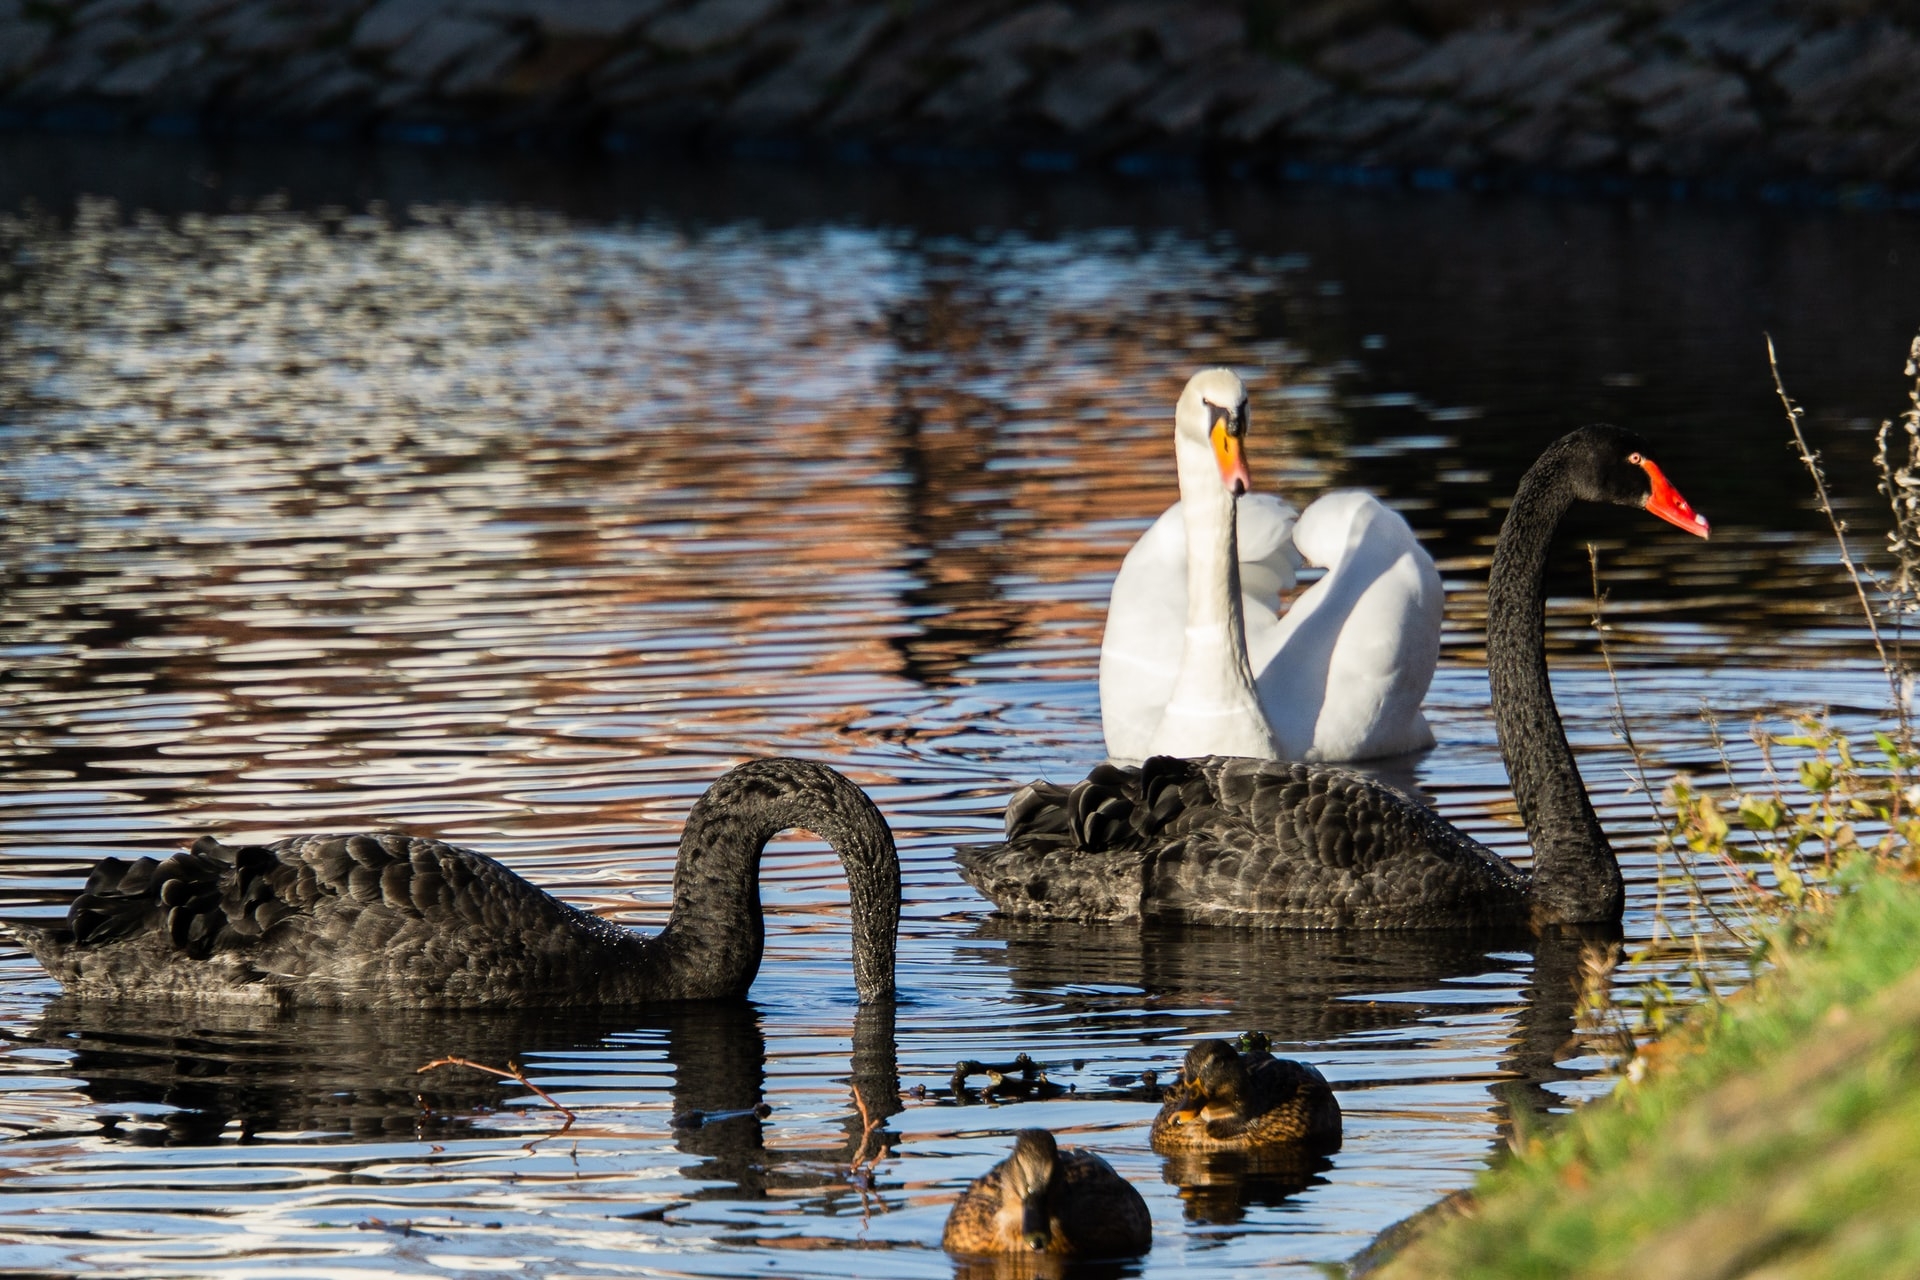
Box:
[0,157,1912,1278]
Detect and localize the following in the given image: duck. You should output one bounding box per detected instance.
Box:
[957,422,1709,929]
[1095,368,1443,763]
[942,1128,1152,1258]
[18,757,899,1008]
[1150,1039,1341,1154]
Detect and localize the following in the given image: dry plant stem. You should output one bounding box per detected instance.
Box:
[1766,333,1908,745]
[418,1055,578,1126]
[1588,545,1741,945]
[847,1084,886,1177]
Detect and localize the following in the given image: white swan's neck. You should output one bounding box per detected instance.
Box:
[1145,434,1278,760]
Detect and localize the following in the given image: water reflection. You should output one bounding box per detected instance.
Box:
[0,154,1910,1277]
[23,997,902,1182]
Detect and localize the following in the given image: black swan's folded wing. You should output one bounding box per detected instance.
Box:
[957,756,1527,928]
[21,833,643,1006]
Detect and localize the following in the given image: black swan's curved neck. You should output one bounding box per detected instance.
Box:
[650,758,900,1002]
[1488,445,1622,924]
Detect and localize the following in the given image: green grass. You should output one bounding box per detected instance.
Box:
[1370,865,1920,1280]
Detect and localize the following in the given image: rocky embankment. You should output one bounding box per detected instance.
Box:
[2,0,1919,195]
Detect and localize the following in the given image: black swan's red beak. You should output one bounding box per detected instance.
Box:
[1639,458,1710,538]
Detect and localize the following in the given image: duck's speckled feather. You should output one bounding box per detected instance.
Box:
[1150,1051,1342,1153]
[942,1146,1152,1257]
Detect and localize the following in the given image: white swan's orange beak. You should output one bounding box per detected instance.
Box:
[1212,420,1252,496]
[1638,457,1710,538]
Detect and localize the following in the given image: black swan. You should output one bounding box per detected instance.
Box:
[19,758,900,1008]
[957,424,1709,929]
[942,1128,1152,1258]
[1149,1038,1341,1153]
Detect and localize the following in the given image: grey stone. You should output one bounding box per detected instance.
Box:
[1220,60,1334,141]
[1154,5,1243,65]
[728,5,893,125]
[375,78,424,108]
[0,19,51,79]
[468,0,670,38]
[17,48,111,98]
[1278,0,1394,47]
[97,41,205,95]
[1774,22,1920,127]
[355,0,446,52]
[1638,68,1755,139]
[1133,58,1270,135]
[1288,93,1425,145]
[589,45,653,91]
[1485,108,1563,164]
[441,27,529,94]
[1483,17,1626,106]
[1037,55,1154,131]
[1361,97,1492,164]
[1605,57,1708,107]
[387,15,500,82]
[214,1,341,57]
[596,44,751,105]
[647,0,783,54]
[1886,80,1920,130]
[1072,0,1240,62]
[279,64,380,112]
[822,56,922,129]
[1373,28,1528,95]
[1317,26,1426,79]
[954,3,1076,62]
[159,54,245,103]
[1661,0,1802,72]
[918,56,1030,122]
[154,0,246,19]
[1559,128,1619,168]
[60,16,144,60]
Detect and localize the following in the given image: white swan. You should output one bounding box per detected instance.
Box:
[1096,369,1442,763]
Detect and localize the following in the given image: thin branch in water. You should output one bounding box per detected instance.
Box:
[417,1055,578,1128]
[847,1083,887,1178]
[1767,332,1906,738]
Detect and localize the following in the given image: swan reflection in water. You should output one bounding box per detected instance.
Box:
[970,917,1591,1224]
[18,997,903,1199]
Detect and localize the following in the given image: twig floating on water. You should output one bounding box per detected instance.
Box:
[417,1054,578,1126]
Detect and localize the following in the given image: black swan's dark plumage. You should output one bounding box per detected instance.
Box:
[958,425,1707,929]
[20,757,900,1008]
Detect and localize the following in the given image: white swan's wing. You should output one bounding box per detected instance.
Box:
[1098,497,1298,762]
[1255,492,1442,762]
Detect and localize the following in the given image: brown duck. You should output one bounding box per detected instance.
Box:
[942,1129,1152,1258]
[1150,1039,1341,1154]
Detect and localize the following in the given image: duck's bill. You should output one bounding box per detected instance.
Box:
[1212,423,1252,495]
[1640,459,1710,538]
[1020,1195,1050,1250]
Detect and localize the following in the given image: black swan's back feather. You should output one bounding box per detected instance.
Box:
[957,755,1527,928]
[26,831,646,1007]
[21,758,898,1009]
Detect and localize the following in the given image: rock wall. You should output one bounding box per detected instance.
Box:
[2,0,1918,194]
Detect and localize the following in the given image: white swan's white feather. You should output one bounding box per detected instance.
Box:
[1098,494,1299,763]
[1250,490,1442,761]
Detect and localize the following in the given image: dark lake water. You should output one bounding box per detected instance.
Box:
[0,135,1915,1277]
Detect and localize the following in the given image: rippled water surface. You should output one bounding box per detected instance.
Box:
[0,138,1916,1278]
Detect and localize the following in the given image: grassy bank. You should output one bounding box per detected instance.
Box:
[1368,864,1920,1279]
